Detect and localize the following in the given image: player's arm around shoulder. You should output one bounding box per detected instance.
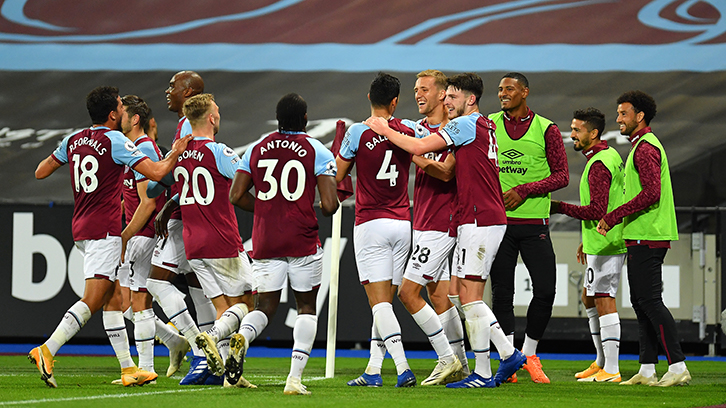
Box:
[229,143,255,212]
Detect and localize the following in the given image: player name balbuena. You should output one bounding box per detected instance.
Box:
[259,139,308,157]
[365,134,387,150]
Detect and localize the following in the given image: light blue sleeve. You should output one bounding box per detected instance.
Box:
[339,123,366,160]
[108,130,148,167]
[132,141,160,181]
[308,138,337,177]
[401,118,431,139]
[51,130,78,164]
[438,114,477,147]
[210,142,242,179]
[179,118,193,139]
[146,172,174,199]
[236,143,254,174]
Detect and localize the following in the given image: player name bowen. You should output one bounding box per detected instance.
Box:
[259,139,308,157]
[178,149,204,162]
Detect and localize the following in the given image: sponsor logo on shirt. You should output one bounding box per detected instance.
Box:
[322,160,337,176]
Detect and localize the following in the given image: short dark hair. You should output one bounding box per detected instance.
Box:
[616,90,657,125]
[276,93,307,132]
[86,86,119,125]
[573,107,605,138]
[121,95,152,133]
[447,73,483,105]
[369,72,400,108]
[502,72,529,89]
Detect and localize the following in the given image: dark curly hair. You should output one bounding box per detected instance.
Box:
[617,90,657,125]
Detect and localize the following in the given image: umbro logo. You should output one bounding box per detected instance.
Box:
[501,149,524,160]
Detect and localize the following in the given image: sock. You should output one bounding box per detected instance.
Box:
[103,311,135,369]
[599,312,620,374]
[46,301,92,355]
[239,310,269,344]
[372,302,409,375]
[412,304,454,361]
[290,314,318,379]
[208,303,247,342]
[481,302,514,360]
[217,337,230,365]
[447,294,465,319]
[668,361,686,374]
[439,306,468,372]
[189,286,216,332]
[522,334,539,357]
[123,306,133,321]
[365,322,384,375]
[147,278,203,357]
[133,309,156,372]
[639,363,656,377]
[155,317,177,345]
[506,334,514,346]
[463,301,491,378]
[586,307,604,367]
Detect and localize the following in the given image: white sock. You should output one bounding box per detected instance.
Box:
[103,311,135,369]
[133,309,156,372]
[463,301,491,378]
[217,337,230,365]
[586,307,603,367]
[372,302,409,375]
[123,306,133,321]
[412,304,454,361]
[506,334,514,346]
[522,334,539,357]
[189,286,216,332]
[46,301,91,355]
[439,306,468,372]
[290,314,317,379]
[208,303,248,342]
[481,302,514,360]
[365,322,384,375]
[599,312,620,374]
[155,317,177,345]
[639,363,656,377]
[668,361,686,374]
[147,278,203,357]
[239,310,269,344]
[447,294,465,319]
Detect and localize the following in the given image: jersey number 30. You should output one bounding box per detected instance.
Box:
[257,159,305,201]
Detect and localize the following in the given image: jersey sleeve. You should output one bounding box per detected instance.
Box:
[180,118,193,139]
[108,130,148,168]
[211,142,242,179]
[132,141,160,181]
[339,123,365,160]
[438,115,477,147]
[50,131,78,164]
[309,138,337,177]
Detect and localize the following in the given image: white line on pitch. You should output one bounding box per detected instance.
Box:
[0,388,214,406]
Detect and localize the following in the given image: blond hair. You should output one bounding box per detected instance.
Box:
[183,93,215,127]
[417,70,448,91]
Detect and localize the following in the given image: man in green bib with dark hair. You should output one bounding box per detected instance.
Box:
[552,108,625,383]
[597,90,690,387]
[489,72,569,384]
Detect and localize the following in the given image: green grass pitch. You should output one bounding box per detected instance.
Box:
[2,354,725,408]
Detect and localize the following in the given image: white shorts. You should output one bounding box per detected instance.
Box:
[403,230,455,286]
[584,253,625,298]
[353,218,411,286]
[253,247,323,293]
[121,236,155,292]
[75,235,122,281]
[189,252,256,298]
[454,223,506,280]
[151,219,192,275]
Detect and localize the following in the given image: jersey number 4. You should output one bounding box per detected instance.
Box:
[257,159,306,201]
[376,150,399,187]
